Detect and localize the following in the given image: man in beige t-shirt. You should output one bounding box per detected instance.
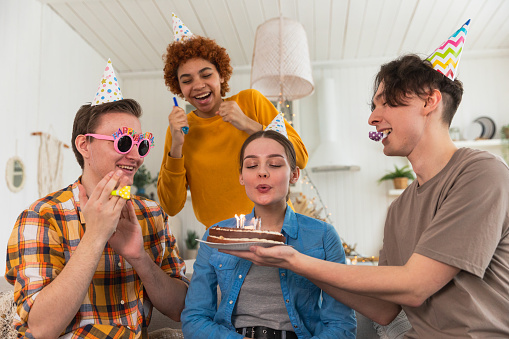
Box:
[227,54,509,338]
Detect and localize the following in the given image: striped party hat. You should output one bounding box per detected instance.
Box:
[426,19,471,81]
[265,112,288,138]
[92,59,123,106]
[172,13,193,42]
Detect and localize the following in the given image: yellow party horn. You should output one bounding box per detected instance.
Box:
[111,186,131,200]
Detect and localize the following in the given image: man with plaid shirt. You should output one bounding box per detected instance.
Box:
[5,98,188,338]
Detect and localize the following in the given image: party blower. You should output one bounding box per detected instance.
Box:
[173,97,189,134]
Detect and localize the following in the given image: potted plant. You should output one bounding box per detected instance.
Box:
[502,124,509,140]
[133,165,157,198]
[378,164,415,189]
[184,230,199,259]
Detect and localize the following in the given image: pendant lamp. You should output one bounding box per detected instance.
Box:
[250,12,314,103]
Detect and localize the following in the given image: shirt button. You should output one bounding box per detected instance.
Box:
[281,273,285,277]
[219,264,223,268]
[117,262,121,268]
[238,275,242,279]
[294,325,298,328]
[229,300,233,304]
[120,300,125,305]
[286,299,290,303]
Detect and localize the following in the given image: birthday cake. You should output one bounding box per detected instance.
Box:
[207,226,286,244]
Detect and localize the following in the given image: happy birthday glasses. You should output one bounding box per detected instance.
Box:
[85,127,155,157]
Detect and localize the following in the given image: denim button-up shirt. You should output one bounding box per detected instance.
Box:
[181,207,356,338]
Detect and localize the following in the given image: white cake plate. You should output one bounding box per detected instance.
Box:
[196,239,289,251]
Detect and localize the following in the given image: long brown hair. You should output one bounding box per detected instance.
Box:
[239,130,297,173]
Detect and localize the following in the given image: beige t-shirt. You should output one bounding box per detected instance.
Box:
[380,148,509,338]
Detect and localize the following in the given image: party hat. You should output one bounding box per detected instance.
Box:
[426,19,471,81]
[265,112,288,138]
[172,12,193,42]
[92,59,123,106]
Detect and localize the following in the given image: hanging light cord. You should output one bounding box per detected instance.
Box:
[301,168,333,224]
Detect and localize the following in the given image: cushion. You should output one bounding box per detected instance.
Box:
[0,291,17,339]
[148,328,184,339]
[373,310,411,339]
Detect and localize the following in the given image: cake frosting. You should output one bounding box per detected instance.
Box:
[207,226,285,244]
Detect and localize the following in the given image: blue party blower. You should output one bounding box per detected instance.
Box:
[173,97,189,134]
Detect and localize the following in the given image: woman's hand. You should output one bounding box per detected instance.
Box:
[168,105,188,158]
[216,101,262,134]
[168,105,188,146]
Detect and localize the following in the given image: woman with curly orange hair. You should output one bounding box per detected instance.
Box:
[157,30,308,229]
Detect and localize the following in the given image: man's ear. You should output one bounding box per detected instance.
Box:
[75,135,90,159]
[290,167,300,184]
[424,89,442,113]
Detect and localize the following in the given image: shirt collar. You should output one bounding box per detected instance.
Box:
[281,206,298,239]
[71,177,86,225]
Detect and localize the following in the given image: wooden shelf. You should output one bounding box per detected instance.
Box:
[453,139,502,148]
[388,189,405,196]
[388,139,506,197]
[310,165,361,173]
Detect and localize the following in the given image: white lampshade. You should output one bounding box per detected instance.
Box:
[250,17,314,101]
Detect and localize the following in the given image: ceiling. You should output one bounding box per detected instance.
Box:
[40,0,509,76]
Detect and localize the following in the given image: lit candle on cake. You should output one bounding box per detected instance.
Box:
[234,214,246,228]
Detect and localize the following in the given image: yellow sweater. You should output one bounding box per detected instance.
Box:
[157,89,308,228]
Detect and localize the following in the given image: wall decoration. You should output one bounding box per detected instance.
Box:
[32,132,68,197]
[5,156,26,193]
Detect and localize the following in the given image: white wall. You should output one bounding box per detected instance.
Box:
[126,52,509,257]
[3,0,509,271]
[1,0,106,275]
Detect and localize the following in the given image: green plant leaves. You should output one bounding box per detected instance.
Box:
[378,164,415,183]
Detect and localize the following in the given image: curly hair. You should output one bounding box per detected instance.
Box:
[163,36,233,97]
[372,54,464,127]
[71,99,142,169]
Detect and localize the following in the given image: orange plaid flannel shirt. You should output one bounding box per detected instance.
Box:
[5,179,188,338]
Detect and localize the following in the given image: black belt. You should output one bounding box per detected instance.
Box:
[236,326,298,339]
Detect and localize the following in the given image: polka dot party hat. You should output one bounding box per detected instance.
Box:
[172,12,193,42]
[265,112,288,138]
[92,59,123,106]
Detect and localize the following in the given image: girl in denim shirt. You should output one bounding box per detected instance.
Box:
[181,130,356,339]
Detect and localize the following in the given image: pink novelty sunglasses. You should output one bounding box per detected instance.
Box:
[85,131,154,157]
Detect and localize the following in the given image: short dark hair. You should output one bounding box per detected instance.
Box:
[71,99,142,169]
[239,130,297,173]
[163,36,233,98]
[372,54,464,126]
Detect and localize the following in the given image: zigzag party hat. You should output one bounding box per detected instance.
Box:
[92,59,123,106]
[172,12,193,42]
[426,19,471,81]
[265,112,288,138]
